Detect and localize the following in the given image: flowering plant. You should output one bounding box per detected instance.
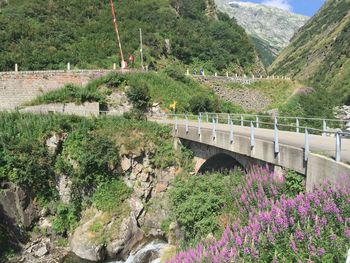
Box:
[169,167,350,262]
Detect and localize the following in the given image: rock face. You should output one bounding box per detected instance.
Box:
[215,0,309,65]
[0,182,39,229]
[69,151,179,262]
[106,213,144,260]
[56,174,72,204]
[197,77,271,111]
[69,210,106,262]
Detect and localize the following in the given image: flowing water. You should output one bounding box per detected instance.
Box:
[63,240,167,263]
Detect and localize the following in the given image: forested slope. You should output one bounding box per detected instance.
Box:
[0,0,263,73]
[269,0,350,104]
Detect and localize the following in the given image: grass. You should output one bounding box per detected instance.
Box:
[24,71,245,113]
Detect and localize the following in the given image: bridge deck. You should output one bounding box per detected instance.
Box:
[160,119,350,165]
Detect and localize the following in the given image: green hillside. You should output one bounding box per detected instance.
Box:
[269,0,350,104]
[0,0,263,73]
[26,70,245,114]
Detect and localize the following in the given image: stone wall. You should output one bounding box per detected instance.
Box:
[0,70,116,110]
[19,102,100,117]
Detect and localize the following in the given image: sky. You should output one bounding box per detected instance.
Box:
[237,0,326,16]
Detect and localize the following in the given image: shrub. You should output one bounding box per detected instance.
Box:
[92,179,132,213]
[52,203,79,235]
[188,96,215,114]
[170,172,243,244]
[126,84,151,112]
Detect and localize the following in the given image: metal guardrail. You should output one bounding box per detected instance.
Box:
[158,113,350,164]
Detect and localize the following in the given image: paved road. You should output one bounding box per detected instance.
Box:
[155,118,350,165]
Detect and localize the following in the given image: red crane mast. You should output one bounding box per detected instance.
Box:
[109,0,126,68]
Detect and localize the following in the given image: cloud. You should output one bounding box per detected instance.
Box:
[261,0,293,11]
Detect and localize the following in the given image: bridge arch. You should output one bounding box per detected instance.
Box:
[198,153,243,174]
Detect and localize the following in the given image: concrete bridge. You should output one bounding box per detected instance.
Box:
[158,114,350,191]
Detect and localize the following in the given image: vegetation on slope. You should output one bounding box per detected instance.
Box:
[0,112,191,258]
[26,70,245,114]
[269,0,350,104]
[0,0,262,73]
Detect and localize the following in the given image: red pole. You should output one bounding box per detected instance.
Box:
[109,0,125,67]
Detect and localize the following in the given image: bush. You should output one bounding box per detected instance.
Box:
[92,179,132,213]
[126,84,151,112]
[188,96,215,114]
[56,130,119,190]
[52,203,79,235]
[170,172,242,244]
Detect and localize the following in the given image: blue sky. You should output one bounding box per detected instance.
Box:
[238,0,326,16]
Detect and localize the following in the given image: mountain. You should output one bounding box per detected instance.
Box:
[0,0,264,74]
[214,0,309,66]
[269,0,350,104]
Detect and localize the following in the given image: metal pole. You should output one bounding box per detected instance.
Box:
[198,115,201,136]
[256,116,259,129]
[304,129,309,161]
[216,114,219,123]
[185,115,189,133]
[230,120,234,143]
[250,122,255,148]
[323,120,327,136]
[212,118,216,140]
[296,118,300,133]
[274,118,279,154]
[174,116,178,132]
[206,112,209,123]
[241,115,244,127]
[336,132,341,162]
[15,64,18,72]
[139,28,144,70]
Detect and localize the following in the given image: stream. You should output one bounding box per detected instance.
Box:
[63,240,168,263]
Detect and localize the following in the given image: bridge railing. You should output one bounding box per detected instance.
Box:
[199,113,349,136]
[158,113,350,164]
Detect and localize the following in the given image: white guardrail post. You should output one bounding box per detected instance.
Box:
[274,117,279,154]
[335,132,341,162]
[174,116,178,133]
[206,112,209,123]
[296,118,300,133]
[304,128,309,161]
[198,115,201,137]
[230,120,234,143]
[212,118,216,140]
[185,115,189,133]
[241,115,244,127]
[256,116,259,129]
[323,119,327,136]
[250,121,255,148]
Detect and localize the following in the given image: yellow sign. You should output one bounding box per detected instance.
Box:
[169,101,177,111]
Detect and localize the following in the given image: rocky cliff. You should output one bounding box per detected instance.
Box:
[214,0,309,66]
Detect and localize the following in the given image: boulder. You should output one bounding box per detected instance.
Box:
[155,182,169,194]
[34,245,49,257]
[70,210,106,262]
[106,213,144,260]
[128,197,144,220]
[121,156,132,172]
[0,182,39,229]
[45,132,67,155]
[55,174,72,204]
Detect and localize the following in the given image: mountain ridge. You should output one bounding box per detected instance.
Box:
[214,0,309,66]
